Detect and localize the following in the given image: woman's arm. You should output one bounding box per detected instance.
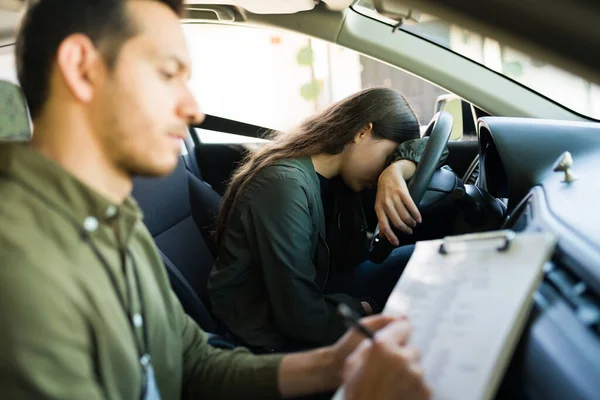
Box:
[376,138,449,246]
[375,160,419,246]
[388,137,449,169]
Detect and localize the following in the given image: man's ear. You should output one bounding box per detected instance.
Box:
[354,122,374,143]
[55,34,104,104]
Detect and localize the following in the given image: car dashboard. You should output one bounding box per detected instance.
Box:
[474,117,600,399]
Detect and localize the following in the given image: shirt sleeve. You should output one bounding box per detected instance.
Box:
[242,177,363,346]
[177,291,284,400]
[0,253,104,400]
[389,137,449,169]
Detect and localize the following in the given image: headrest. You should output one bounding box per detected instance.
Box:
[0,80,31,142]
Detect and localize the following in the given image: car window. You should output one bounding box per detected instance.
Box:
[0,46,32,142]
[181,23,453,143]
[353,0,600,120]
[0,46,17,83]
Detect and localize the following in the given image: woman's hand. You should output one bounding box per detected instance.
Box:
[361,301,373,315]
[375,160,422,246]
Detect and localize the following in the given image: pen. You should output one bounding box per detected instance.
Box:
[337,302,376,340]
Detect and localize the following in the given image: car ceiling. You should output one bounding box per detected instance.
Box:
[0,1,354,42]
[2,0,599,88]
[377,0,600,86]
[185,0,600,87]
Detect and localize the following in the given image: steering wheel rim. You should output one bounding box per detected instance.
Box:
[368,111,453,263]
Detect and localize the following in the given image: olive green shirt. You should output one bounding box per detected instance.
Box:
[0,143,283,399]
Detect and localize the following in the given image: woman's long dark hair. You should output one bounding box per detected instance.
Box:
[216,87,420,244]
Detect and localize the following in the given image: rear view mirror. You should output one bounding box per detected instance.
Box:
[372,0,421,24]
[0,80,32,141]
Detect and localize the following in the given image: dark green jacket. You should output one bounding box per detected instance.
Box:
[0,143,282,399]
[208,138,447,351]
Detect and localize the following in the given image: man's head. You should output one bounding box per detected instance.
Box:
[16,0,204,177]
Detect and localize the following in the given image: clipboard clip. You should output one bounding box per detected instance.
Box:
[439,231,516,255]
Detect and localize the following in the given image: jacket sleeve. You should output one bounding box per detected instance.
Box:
[177,292,284,400]
[242,177,364,346]
[389,137,449,170]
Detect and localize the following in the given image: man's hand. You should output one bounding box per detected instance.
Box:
[343,319,430,400]
[375,160,422,246]
[330,315,396,376]
[278,315,397,398]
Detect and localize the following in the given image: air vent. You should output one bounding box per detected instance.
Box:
[462,155,480,185]
[545,262,600,335]
[466,163,479,185]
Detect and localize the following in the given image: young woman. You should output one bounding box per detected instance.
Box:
[208,87,447,352]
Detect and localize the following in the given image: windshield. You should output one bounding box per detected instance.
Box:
[354,0,600,120]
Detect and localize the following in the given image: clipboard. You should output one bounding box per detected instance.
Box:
[333,230,556,400]
[438,230,515,255]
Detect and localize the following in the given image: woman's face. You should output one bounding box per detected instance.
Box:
[339,127,399,192]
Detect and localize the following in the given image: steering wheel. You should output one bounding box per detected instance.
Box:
[368,111,453,263]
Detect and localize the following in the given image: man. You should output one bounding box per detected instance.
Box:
[0,0,429,399]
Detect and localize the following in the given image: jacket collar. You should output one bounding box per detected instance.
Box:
[273,156,327,238]
[297,156,327,240]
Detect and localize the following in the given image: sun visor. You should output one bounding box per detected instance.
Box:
[185,0,316,14]
[185,0,354,14]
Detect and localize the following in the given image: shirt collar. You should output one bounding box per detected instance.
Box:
[0,143,142,244]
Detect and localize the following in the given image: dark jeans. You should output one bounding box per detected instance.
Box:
[294,247,415,400]
[325,244,415,314]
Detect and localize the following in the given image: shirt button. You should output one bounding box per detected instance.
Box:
[140,354,151,367]
[132,313,144,328]
[83,216,99,232]
[105,205,118,219]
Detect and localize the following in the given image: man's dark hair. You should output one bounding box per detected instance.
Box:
[16,0,183,119]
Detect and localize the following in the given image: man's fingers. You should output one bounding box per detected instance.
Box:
[407,364,431,399]
[360,314,396,332]
[376,319,412,345]
[402,346,421,363]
